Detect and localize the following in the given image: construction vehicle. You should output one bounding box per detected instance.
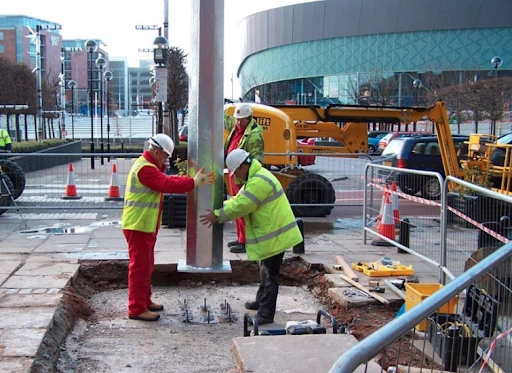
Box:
[223,100,512,218]
[224,103,370,217]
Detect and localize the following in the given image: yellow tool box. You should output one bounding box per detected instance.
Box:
[352,261,414,277]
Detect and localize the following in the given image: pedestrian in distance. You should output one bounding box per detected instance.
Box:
[0,128,12,153]
[200,149,303,325]
[122,133,215,322]
[224,102,264,254]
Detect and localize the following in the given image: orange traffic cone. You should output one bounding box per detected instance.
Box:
[62,163,82,200]
[372,194,395,246]
[375,187,389,232]
[391,181,400,225]
[105,164,124,201]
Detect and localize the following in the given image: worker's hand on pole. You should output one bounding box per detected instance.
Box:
[199,209,218,228]
[193,167,216,186]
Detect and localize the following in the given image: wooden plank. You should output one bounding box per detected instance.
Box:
[335,255,359,282]
[339,274,390,305]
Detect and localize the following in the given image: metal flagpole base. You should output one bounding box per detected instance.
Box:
[177,259,232,273]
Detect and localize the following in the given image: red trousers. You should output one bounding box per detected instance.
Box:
[229,175,245,244]
[123,229,157,316]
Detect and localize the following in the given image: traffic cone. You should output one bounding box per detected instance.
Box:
[391,181,400,225]
[372,194,395,246]
[375,187,389,232]
[62,163,82,200]
[105,164,124,201]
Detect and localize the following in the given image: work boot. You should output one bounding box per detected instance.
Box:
[148,303,164,312]
[230,244,246,253]
[227,240,240,248]
[250,314,274,325]
[244,300,259,310]
[128,310,160,321]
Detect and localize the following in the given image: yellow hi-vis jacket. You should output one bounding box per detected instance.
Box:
[216,159,303,261]
[122,157,161,233]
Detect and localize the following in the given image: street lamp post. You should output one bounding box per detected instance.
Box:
[412,79,422,106]
[68,80,77,139]
[491,56,503,79]
[104,70,113,160]
[153,35,169,134]
[95,57,106,165]
[85,39,98,169]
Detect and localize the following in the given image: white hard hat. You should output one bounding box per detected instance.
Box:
[233,103,253,119]
[226,149,250,176]
[148,133,175,156]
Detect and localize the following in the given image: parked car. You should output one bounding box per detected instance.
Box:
[378,132,428,152]
[367,131,389,155]
[379,135,469,200]
[179,125,188,142]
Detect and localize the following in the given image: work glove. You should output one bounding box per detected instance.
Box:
[193,167,216,186]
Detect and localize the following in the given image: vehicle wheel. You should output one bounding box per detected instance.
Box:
[0,159,26,200]
[286,172,335,217]
[421,177,441,200]
[0,173,14,215]
[368,145,376,155]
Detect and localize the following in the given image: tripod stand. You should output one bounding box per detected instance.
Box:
[0,165,27,227]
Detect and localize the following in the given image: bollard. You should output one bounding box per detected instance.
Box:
[397,218,410,253]
[293,218,305,254]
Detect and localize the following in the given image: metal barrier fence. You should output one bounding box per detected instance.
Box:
[329,241,512,373]
[355,165,512,373]
[1,151,374,221]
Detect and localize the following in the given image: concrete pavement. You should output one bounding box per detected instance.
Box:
[0,212,440,372]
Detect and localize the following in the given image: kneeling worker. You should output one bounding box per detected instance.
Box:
[200,149,302,325]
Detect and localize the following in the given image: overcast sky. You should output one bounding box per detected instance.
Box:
[1,0,319,98]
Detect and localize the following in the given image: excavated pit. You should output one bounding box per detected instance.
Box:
[32,258,401,373]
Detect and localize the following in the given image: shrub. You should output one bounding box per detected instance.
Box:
[12,139,69,153]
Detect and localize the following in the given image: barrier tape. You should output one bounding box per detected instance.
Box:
[368,182,509,244]
[479,326,512,373]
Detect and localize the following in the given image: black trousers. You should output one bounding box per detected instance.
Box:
[255,251,285,318]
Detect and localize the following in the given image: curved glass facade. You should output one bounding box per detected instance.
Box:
[240,23,512,105]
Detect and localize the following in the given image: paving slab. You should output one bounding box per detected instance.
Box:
[15,261,79,277]
[0,294,63,308]
[232,334,382,373]
[1,273,73,290]
[0,357,33,373]
[0,328,47,357]
[0,307,55,329]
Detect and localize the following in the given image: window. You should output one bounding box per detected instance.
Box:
[0,44,4,53]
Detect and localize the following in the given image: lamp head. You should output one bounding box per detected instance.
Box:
[68,80,77,89]
[103,70,113,81]
[95,57,106,70]
[153,36,169,65]
[412,79,422,88]
[491,56,503,69]
[84,39,98,53]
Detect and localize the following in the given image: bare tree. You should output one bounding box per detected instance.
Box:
[165,47,188,144]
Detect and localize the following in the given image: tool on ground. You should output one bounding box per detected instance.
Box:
[339,274,390,305]
[334,255,358,281]
[342,288,371,298]
[243,309,338,337]
[0,166,27,226]
[369,287,386,293]
[383,279,406,300]
[368,279,380,288]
